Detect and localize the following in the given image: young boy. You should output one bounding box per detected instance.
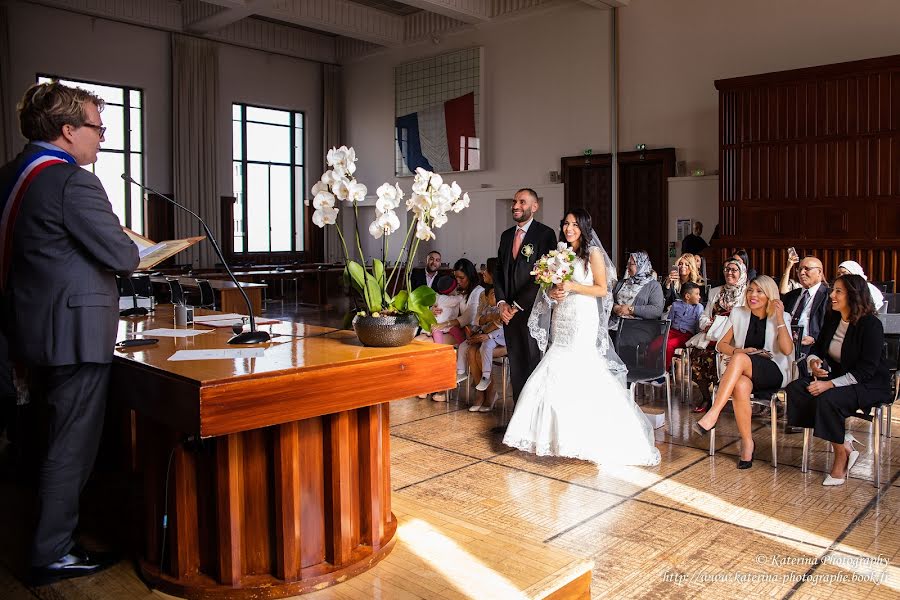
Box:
[665,281,704,369]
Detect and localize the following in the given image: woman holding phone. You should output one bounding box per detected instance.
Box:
[693,276,794,469]
[785,274,891,485]
[663,252,706,308]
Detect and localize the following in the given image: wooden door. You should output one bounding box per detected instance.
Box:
[561,154,613,252]
[618,148,675,273]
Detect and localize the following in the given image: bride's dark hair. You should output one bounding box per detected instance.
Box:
[559,208,593,264]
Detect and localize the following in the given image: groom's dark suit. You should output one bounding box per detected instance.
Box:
[493,219,557,402]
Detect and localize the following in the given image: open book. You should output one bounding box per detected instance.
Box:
[123,228,205,271]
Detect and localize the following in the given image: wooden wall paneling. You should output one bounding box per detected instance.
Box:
[216,433,243,585]
[172,447,200,579]
[241,428,271,575]
[299,417,326,569]
[274,421,302,582]
[358,404,385,549]
[325,411,353,566]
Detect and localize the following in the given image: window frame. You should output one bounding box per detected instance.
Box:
[232,102,305,255]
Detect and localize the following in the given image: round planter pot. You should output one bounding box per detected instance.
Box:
[352,312,419,347]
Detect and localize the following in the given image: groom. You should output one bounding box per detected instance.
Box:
[493,188,557,405]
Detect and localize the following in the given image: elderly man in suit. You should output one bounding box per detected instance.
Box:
[0,81,140,585]
[783,256,830,359]
[493,189,557,406]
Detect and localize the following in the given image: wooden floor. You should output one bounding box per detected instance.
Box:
[1,295,898,598]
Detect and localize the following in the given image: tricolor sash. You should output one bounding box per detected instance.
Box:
[0,148,76,291]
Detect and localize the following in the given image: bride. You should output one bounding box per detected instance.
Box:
[502,208,661,466]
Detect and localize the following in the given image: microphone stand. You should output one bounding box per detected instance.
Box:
[122,174,270,344]
[119,275,149,317]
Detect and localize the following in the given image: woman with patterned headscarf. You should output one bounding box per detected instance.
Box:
[689,258,748,412]
[609,250,665,333]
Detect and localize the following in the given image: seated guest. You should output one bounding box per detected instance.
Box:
[837,261,884,312]
[610,250,664,334]
[661,282,704,370]
[429,259,485,402]
[681,221,709,256]
[409,250,442,290]
[732,248,757,281]
[786,274,891,486]
[480,257,497,288]
[461,284,503,412]
[690,259,747,412]
[663,253,706,308]
[467,288,507,405]
[693,276,793,469]
[783,256,829,361]
[428,275,464,345]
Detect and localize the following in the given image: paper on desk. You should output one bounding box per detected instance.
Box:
[193,313,245,323]
[138,242,166,258]
[169,349,266,361]
[139,328,213,338]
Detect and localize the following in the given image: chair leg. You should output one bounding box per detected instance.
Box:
[885,402,892,439]
[801,428,811,473]
[770,396,777,468]
[683,351,692,405]
[708,385,716,456]
[665,373,672,434]
[874,407,882,488]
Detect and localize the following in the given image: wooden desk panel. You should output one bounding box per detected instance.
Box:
[113,307,455,598]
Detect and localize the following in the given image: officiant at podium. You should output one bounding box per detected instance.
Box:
[0,81,139,585]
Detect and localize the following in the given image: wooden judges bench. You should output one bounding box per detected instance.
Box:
[149,275,267,316]
[112,307,455,598]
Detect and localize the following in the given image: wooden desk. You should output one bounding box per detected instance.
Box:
[112,307,455,598]
[150,276,266,315]
[207,267,344,308]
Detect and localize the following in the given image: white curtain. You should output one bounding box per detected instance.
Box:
[171,34,219,268]
[0,4,14,163]
[322,63,343,263]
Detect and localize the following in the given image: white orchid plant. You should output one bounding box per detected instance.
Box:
[310,146,470,329]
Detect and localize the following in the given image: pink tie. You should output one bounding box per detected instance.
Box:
[512,228,525,259]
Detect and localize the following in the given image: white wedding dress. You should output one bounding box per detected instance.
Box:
[502,254,661,466]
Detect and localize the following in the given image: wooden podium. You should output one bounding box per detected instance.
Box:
[112,308,455,598]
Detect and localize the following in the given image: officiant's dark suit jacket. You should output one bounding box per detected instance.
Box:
[1,144,140,366]
[493,220,557,402]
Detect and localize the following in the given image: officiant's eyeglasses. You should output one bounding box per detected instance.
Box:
[81,122,107,137]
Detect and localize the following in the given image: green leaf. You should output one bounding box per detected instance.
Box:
[407,285,437,329]
[390,289,409,312]
[346,260,383,313]
[373,259,391,304]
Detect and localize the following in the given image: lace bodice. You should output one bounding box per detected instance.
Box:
[550,257,601,349]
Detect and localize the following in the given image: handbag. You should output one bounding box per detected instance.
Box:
[705,315,731,342]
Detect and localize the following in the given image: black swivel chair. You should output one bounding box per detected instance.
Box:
[166,277,186,305]
[615,318,672,432]
[195,279,216,310]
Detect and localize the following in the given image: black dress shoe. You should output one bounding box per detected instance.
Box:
[30,545,119,586]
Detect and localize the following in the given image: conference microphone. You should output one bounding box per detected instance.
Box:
[121,174,270,344]
[119,275,149,317]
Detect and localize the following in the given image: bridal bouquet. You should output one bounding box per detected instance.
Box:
[531,242,577,291]
[310,147,469,329]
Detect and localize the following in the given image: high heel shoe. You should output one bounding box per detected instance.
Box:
[691,421,713,436]
[468,403,484,412]
[845,434,863,473]
[737,442,755,470]
[479,391,499,412]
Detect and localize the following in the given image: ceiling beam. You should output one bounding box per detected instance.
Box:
[580,0,630,8]
[185,0,274,34]
[203,0,405,46]
[395,1,490,24]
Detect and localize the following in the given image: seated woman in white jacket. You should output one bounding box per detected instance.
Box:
[692,275,794,469]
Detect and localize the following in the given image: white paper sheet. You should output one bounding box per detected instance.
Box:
[168,349,266,361]
[139,328,212,338]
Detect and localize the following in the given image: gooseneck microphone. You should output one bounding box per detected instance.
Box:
[122,174,270,344]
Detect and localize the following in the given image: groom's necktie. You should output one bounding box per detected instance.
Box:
[512,228,525,259]
[791,289,811,326]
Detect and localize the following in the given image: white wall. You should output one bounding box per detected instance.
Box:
[618,0,900,174]
[667,175,718,254]
[341,2,611,265]
[5,2,172,186]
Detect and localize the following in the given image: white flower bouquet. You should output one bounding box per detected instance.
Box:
[530,242,577,291]
[310,147,470,328]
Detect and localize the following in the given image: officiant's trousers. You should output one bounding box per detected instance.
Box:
[27,363,110,566]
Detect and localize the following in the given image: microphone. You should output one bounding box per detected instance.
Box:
[122,174,270,344]
[119,275,149,317]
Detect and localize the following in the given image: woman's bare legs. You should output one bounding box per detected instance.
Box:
[698,353,753,429]
[732,376,755,461]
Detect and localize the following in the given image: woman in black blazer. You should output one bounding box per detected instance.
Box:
[786,274,892,486]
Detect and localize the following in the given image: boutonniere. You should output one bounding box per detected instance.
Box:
[522,244,535,262]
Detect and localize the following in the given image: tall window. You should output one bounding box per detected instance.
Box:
[38,76,145,234]
[232,104,305,253]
